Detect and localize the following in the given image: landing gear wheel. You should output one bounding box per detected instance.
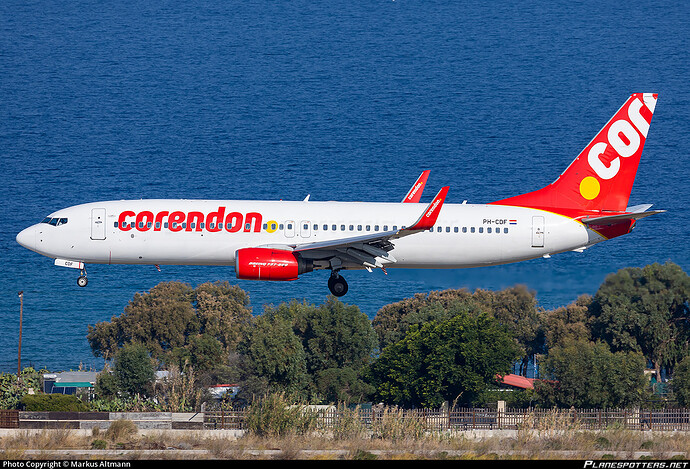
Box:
[328,275,348,297]
[77,275,88,288]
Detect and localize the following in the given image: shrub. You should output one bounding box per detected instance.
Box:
[21,393,88,411]
[105,419,138,441]
[245,393,317,437]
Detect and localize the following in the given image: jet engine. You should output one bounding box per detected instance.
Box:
[235,248,313,281]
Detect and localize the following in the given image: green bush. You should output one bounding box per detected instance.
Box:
[21,393,88,411]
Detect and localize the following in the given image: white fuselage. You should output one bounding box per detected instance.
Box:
[17,199,603,270]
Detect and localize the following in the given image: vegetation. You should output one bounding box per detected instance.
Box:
[1,411,690,460]
[1,262,689,413]
[368,307,520,407]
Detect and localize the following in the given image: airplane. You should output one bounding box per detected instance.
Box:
[16,93,664,297]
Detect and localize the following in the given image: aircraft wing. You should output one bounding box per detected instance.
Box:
[402,170,431,203]
[259,186,449,271]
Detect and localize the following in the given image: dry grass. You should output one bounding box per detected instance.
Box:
[1,414,690,460]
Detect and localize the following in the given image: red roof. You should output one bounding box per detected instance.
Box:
[498,374,535,389]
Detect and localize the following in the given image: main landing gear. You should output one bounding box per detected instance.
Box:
[328,272,348,297]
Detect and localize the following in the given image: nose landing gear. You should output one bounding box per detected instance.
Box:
[77,269,88,287]
[328,272,348,297]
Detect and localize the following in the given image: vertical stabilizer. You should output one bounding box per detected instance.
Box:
[490,93,657,214]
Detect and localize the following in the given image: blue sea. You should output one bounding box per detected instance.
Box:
[1,0,688,372]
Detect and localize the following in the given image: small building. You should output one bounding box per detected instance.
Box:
[43,371,98,395]
[207,384,239,400]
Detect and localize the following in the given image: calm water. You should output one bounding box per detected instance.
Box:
[1,0,688,371]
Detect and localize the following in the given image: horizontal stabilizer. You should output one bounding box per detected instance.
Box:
[581,209,665,225]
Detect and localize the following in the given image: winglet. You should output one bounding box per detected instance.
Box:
[402,170,431,203]
[405,186,449,231]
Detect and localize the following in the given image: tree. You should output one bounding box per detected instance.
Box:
[261,297,379,403]
[238,313,310,399]
[672,355,690,406]
[113,343,156,398]
[589,262,690,377]
[472,286,543,376]
[193,281,253,352]
[372,289,476,350]
[372,286,541,376]
[540,295,592,350]
[267,297,378,374]
[537,340,647,408]
[87,281,252,369]
[369,305,520,408]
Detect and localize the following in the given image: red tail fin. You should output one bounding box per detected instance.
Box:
[490,93,657,214]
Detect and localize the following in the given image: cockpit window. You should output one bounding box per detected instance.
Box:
[41,217,68,226]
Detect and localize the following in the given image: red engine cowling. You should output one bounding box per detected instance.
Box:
[235,248,313,281]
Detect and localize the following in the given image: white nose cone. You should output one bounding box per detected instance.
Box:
[16,226,36,251]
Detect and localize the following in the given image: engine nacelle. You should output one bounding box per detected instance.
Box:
[235,248,313,281]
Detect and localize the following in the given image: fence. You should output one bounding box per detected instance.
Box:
[0,410,19,428]
[204,407,690,432]
[4,408,690,432]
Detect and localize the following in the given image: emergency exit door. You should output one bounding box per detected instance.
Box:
[91,208,106,240]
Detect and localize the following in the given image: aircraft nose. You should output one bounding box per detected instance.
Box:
[16,226,36,251]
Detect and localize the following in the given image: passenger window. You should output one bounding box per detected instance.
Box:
[504,228,508,233]
[454,227,458,233]
[479,227,483,233]
[487,227,492,233]
[462,227,467,233]
[470,227,475,233]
